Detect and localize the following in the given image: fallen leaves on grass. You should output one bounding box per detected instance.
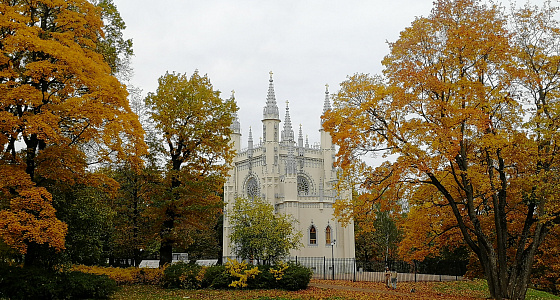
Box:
[111,279,488,300]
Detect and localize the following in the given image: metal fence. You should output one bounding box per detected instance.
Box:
[282,257,467,282]
[222,256,467,282]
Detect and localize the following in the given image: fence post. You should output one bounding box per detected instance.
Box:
[352,258,355,282]
[323,256,326,280]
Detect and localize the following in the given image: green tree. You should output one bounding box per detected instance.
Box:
[229,197,302,264]
[92,0,134,79]
[355,206,401,263]
[322,1,560,299]
[145,71,237,267]
[52,182,116,266]
[108,163,162,266]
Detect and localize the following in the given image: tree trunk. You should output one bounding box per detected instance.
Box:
[23,242,39,268]
[159,241,173,267]
[159,167,181,267]
[159,209,175,267]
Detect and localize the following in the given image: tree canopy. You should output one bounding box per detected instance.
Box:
[0,0,146,266]
[145,70,237,266]
[228,197,302,264]
[323,1,560,299]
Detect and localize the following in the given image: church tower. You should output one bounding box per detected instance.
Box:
[223,73,355,261]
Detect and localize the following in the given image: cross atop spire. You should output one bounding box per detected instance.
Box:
[263,71,280,120]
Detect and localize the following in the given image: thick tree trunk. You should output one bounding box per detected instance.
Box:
[159,209,175,267]
[482,258,532,300]
[159,165,182,267]
[159,241,173,267]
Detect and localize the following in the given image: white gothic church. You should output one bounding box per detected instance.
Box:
[222,73,355,260]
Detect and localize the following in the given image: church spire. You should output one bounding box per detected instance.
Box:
[298,124,303,147]
[263,71,280,120]
[248,126,253,149]
[282,100,294,142]
[322,84,332,119]
[229,90,241,134]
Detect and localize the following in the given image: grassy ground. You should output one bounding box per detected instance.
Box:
[110,279,560,300]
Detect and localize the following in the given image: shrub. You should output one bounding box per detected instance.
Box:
[198,261,312,291]
[201,265,227,288]
[162,261,204,289]
[0,263,117,299]
[277,262,312,291]
[72,265,164,285]
[65,271,118,299]
[249,264,275,289]
[225,259,260,288]
[209,266,235,289]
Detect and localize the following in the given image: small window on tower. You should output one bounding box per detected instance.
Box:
[325,226,332,245]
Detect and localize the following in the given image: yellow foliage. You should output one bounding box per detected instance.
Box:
[225,258,261,288]
[71,265,165,285]
[269,261,289,281]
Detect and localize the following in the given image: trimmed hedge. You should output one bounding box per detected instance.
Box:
[0,263,118,300]
[162,261,203,289]
[159,260,312,291]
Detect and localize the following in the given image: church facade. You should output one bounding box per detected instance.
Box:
[222,73,355,260]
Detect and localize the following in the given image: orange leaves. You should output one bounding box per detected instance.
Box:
[0,164,67,254]
[0,0,147,168]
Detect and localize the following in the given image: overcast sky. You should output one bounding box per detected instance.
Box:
[114,0,553,151]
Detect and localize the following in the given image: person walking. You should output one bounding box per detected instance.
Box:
[390,269,398,289]
[384,267,391,288]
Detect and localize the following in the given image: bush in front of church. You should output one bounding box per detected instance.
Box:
[275,262,313,291]
[160,260,312,291]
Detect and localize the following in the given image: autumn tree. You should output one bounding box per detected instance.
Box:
[0,0,146,267]
[229,197,302,264]
[323,1,560,299]
[145,71,236,267]
[106,163,162,267]
[354,205,401,263]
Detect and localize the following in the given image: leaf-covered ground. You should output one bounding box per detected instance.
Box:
[110,279,560,300]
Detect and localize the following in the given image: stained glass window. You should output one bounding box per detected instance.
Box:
[297,176,309,195]
[247,177,259,199]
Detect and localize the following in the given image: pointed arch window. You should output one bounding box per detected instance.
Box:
[309,225,317,245]
[325,226,332,245]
